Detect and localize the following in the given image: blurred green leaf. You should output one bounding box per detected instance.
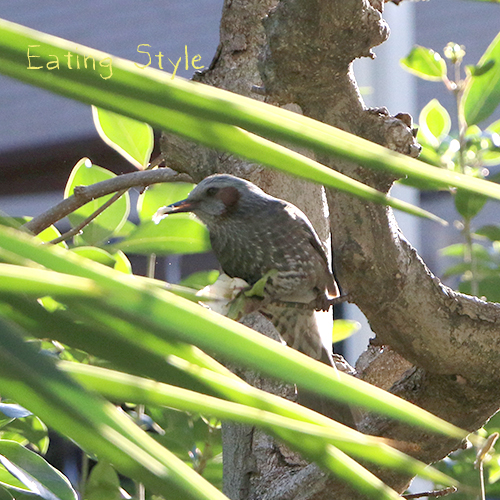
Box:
[92,107,154,170]
[180,270,220,290]
[71,247,116,267]
[442,261,495,279]
[0,485,13,500]
[0,440,77,500]
[85,461,122,500]
[113,216,210,255]
[112,250,132,274]
[0,464,26,495]
[1,416,48,455]
[460,275,500,301]
[440,242,490,260]
[138,183,195,222]
[0,263,99,297]
[419,99,451,148]
[463,31,500,126]
[0,318,229,500]
[483,119,500,165]
[64,159,130,245]
[332,320,361,344]
[113,219,136,238]
[64,363,455,489]
[37,226,67,249]
[476,224,500,241]
[454,189,488,218]
[0,225,469,442]
[401,46,447,81]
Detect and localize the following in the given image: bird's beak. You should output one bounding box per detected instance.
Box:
[153,199,197,224]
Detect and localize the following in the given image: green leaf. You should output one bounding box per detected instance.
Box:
[113,219,136,238]
[112,250,132,274]
[0,486,13,500]
[0,226,468,443]
[0,219,65,249]
[440,243,490,260]
[332,320,361,343]
[113,216,210,255]
[0,465,25,495]
[85,461,122,500]
[138,183,195,222]
[419,99,451,148]
[63,363,456,489]
[0,440,77,500]
[463,31,500,126]
[400,46,447,81]
[454,189,488,219]
[483,119,500,165]
[0,263,100,298]
[37,226,67,249]
[0,19,451,225]
[2,416,49,455]
[64,159,130,245]
[0,319,229,500]
[460,275,500,302]
[92,106,154,170]
[71,247,116,267]
[476,224,500,241]
[244,270,278,297]
[180,270,220,290]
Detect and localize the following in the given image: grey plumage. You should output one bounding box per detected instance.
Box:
[155,174,340,364]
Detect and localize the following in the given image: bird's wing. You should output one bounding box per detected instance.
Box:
[287,204,340,299]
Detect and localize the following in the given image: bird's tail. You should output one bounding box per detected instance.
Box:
[260,303,356,427]
[260,303,333,364]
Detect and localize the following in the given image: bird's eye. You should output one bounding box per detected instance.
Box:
[206,187,218,197]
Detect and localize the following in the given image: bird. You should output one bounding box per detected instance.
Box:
[154,174,341,366]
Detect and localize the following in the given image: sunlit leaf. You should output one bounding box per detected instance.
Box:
[419,99,451,148]
[64,159,130,245]
[401,46,447,81]
[0,441,77,500]
[92,106,154,170]
[71,247,116,267]
[113,216,210,255]
[332,320,361,343]
[463,31,500,126]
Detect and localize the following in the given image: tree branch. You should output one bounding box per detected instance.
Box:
[22,168,192,235]
[49,189,128,244]
[153,0,500,498]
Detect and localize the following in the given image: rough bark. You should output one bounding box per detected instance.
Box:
[159,0,500,498]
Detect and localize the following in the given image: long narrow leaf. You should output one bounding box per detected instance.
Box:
[0,19,444,225]
[63,362,455,487]
[0,19,499,209]
[0,226,469,442]
[0,263,99,297]
[0,318,229,500]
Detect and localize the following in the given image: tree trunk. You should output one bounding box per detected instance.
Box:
[160,0,500,498]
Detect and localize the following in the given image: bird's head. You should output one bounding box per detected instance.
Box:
[154,174,271,227]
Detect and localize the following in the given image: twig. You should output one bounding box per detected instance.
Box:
[402,486,457,499]
[49,189,127,245]
[22,168,193,236]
